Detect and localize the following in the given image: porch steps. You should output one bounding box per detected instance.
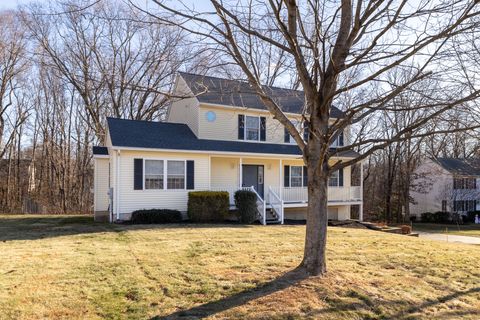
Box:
[265,208,281,225]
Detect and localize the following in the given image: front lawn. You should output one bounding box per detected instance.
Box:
[412,223,480,238]
[1,215,479,319]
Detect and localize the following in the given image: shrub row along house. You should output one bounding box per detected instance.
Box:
[93,73,364,223]
[410,158,480,219]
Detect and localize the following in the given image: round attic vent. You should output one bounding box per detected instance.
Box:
[205,111,216,122]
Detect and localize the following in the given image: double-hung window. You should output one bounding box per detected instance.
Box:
[145,160,164,189]
[167,161,185,189]
[290,166,303,187]
[245,116,260,141]
[143,160,185,190]
[329,170,339,187]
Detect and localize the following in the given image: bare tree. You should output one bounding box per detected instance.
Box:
[24,0,192,141]
[0,11,29,158]
[143,0,480,275]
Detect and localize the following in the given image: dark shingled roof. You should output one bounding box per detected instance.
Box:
[93,146,108,155]
[106,117,359,158]
[434,158,480,176]
[179,72,345,118]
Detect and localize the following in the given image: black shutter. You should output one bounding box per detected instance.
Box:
[284,165,290,187]
[238,115,245,140]
[186,160,194,190]
[260,117,266,141]
[339,168,344,187]
[339,131,344,146]
[303,166,308,187]
[134,158,143,190]
[303,121,309,141]
[284,127,290,143]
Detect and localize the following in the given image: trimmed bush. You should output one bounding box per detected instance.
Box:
[234,190,258,224]
[187,191,229,222]
[421,212,434,223]
[432,211,450,223]
[466,211,480,224]
[130,209,182,224]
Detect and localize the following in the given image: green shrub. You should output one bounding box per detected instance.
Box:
[234,190,258,224]
[187,191,229,222]
[466,211,480,223]
[130,209,182,224]
[421,212,434,223]
[409,215,417,223]
[432,211,450,223]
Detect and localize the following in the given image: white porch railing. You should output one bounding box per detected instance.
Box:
[248,186,266,225]
[269,186,362,203]
[268,186,284,224]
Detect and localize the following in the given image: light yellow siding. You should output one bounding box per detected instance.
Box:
[198,105,302,143]
[211,157,239,188]
[197,104,349,145]
[94,158,109,212]
[116,150,210,218]
[168,76,200,136]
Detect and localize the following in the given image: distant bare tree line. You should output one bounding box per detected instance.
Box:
[0,0,208,213]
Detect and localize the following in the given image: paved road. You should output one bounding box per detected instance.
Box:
[417,232,480,245]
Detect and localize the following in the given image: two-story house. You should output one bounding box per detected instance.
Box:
[410,158,480,217]
[93,73,364,223]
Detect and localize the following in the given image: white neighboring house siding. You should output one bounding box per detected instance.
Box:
[409,160,452,216]
[116,149,209,220]
[167,76,200,136]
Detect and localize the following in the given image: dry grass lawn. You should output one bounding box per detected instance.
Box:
[0,215,479,319]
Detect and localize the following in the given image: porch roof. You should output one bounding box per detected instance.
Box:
[106,117,359,158]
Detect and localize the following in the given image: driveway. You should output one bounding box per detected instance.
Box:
[417,231,480,245]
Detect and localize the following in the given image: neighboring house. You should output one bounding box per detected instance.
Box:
[93,73,364,223]
[410,158,480,217]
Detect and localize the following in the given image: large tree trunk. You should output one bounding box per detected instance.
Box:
[302,160,329,275]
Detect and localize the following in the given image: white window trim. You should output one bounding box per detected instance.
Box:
[329,170,340,187]
[244,115,261,141]
[142,159,187,191]
[289,165,304,188]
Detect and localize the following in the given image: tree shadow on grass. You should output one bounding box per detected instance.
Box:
[153,272,480,320]
[312,286,480,319]
[151,267,309,320]
[0,215,254,241]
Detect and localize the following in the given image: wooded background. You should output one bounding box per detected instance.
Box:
[1,0,479,222]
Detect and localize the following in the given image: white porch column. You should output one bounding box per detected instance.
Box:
[208,155,211,190]
[279,159,283,200]
[239,157,243,188]
[359,161,364,221]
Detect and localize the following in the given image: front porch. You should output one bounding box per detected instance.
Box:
[209,156,363,224]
